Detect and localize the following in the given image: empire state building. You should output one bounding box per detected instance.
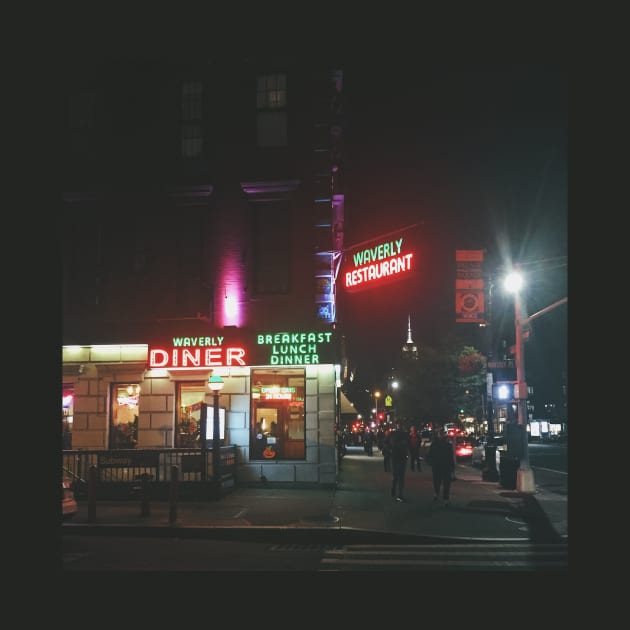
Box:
[401,315,419,361]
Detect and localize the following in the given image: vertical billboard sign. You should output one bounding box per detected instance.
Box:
[455,250,486,323]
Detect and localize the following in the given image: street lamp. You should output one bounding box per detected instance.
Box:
[504,269,535,493]
[208,373,225,496]
[374,390,381,420]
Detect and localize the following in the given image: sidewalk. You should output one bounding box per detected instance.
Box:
[64,447,567,542]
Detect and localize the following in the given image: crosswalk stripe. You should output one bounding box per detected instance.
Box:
[319,543,567,570]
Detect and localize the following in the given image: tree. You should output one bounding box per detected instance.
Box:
[454,346,487,426]
[387,342,485,426]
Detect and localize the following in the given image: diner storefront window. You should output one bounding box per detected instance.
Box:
[250,368,306,460]
[176,382,206,448]
[62,385,74,449]
[109,384,140,449]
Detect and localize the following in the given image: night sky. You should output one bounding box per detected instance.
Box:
[335,61,567,410]
[58,51,567,413]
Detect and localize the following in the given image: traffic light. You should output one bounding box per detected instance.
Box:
[492,381,515,401]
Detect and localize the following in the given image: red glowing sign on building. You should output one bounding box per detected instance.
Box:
[149,336,247,369]
[342,234,414,293]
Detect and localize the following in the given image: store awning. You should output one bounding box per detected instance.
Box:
[340,391,357,415]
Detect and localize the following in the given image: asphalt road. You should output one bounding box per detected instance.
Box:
[62,533,567,572]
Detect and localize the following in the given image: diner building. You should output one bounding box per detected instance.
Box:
[62,56,348,486]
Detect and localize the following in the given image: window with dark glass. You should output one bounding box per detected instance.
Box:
[256,73,286,109]
[181,80,203,157]
[250,369,306,460]
[66,89,96,155]
[256,72,287,147]
[253,202,290,294]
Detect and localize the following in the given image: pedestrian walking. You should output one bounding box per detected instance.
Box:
[408,426,422,471]
[381,426,392,472]
[447,432,458,481]
[364,428,375,456]
[427,427,455,508]
[376,426,386,453]
[388,420,410,502]
[336,426,346,470]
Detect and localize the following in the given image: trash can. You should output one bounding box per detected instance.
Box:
[481,445,499,481]
[499,453,519,490]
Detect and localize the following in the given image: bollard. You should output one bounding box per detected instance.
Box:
[87,465,97,523]
[169,465,179,525]
[139,473,152,517]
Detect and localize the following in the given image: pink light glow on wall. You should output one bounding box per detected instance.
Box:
[214,213,246,327]
[218,277,244,327]
[224,294,238,321]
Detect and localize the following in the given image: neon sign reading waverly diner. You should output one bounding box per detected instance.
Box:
[149,336,246,369]
[344,237,413,289]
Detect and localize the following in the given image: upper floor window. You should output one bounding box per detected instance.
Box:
[66,89,96,154]
[253,202,290,294]
[181,80,203,157]
[256,73,287,147]
[256,74,286,110]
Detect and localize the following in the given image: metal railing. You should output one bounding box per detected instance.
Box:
[62,446,237,500]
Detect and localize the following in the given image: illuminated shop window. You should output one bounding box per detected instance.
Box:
[109,384,140,449]
[250,368,305,460]
[62,386,74,449]
[176,382,207,448]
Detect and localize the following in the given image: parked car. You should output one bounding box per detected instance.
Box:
[62,477,78,520]
[471,435,506,468]
[453,435,474,460]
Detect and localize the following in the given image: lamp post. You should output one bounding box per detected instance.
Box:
[504,270,535,493]
[388,379,398,423]
[374,390,381,422]
[208,373,225,496]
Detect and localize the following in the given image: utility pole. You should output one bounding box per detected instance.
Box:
[483,274,499,481]
[514,288,535,493]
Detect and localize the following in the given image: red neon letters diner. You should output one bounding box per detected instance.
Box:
[149,336,246,369]
[343,236,413,291]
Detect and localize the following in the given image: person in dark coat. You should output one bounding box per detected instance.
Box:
[381,426,392,472]
[408,426,421,471]
[427,427,455,507]
[364,428,375,456]
[388,420,410,502]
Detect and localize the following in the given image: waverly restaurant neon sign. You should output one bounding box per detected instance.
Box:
[343,236,413,291]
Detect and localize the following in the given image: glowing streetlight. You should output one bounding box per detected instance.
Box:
[374,390,381,419]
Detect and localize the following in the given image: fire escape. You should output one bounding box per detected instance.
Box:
[312,69,344,325]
